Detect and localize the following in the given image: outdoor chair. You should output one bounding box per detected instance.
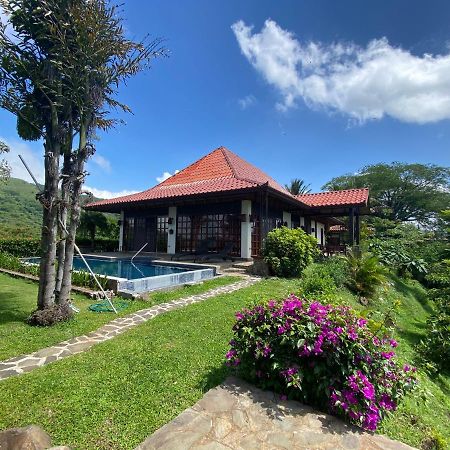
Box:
[171,239,211,261]
[195,241,235,262]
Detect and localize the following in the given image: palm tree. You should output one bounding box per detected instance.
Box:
[285,178,311,195]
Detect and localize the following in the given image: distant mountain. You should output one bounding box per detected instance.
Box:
[0,177,104,239]
[0,178,43,238]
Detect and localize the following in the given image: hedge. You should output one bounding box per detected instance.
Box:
[0,237,118,257]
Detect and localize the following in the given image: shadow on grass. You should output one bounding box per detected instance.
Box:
[0,290,30,325]
[197,362,231,394]
[390,275,434,315]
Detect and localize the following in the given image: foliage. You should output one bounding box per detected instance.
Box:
[226,296,417,431]
[0,178,43,238]
[323,162,450,225]
[284,178,311,195]
[418,260,450,372]
[0,251,108,290]
[345,251,386,299]
[301,257,349,299]
[0,0,167,311]
[77,211,109,245]
[263,227,319,277]
[76,237,118,252]
[369,239,428,279]
[0,238,41,257]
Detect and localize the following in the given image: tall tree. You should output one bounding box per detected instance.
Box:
[323,162,450,225]
[0,0,166,324]
[78,211,109,248]
[285,178,311,195]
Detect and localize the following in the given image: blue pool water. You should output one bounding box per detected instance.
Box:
[25,257,188,280]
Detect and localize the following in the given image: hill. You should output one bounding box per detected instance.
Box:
[0,178,43,238]
[0,177,107,239]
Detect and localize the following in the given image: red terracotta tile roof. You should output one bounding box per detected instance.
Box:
[86,147,294,209]
[297,188,369,208]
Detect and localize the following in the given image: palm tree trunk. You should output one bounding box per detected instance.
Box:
[55,151,71,297]
[37,139,60,310]
[58,122,88,303]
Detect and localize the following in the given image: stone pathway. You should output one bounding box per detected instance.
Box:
[137,377,417,450]
[0,277,260,381]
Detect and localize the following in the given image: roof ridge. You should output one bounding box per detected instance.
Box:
[220,147,240,181]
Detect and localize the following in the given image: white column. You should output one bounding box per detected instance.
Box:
[119,210,124,251]
[240,200,252,259]
[167,206,177,254]
[300,216,305,228]
[282,211,292,228]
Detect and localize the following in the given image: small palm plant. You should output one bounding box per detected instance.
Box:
[345,250,387,301]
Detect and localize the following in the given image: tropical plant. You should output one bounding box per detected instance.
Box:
[0,0,166,324]
[418,260,450,372]
[263,227,319,277]
[285,178,311,195]
[345,251,386,300]
[78,211,109,248]
[369,240,428,278]
[226,295,417,431]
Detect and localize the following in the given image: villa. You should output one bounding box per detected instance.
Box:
[86,147,369,258]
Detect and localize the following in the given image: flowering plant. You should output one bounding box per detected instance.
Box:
[226,295,417,431]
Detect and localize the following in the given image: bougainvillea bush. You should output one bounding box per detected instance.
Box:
[226,295,417,431]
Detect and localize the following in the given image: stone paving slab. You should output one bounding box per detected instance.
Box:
[136,377,417,450]
[0,277,260,381]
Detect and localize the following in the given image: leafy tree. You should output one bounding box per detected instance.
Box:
[323,163,450,225]
[285,178,311,195]
[0,140,10,182]
[78,211,109,248]
[0,0,166,323]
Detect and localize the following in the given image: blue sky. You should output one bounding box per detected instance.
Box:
[1,0,450,198]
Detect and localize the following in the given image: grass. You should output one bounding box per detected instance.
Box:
[0,273,240,361]
[0,273,448,449]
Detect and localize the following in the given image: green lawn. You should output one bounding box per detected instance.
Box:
[0,274,448,449]
[0,273,240,361]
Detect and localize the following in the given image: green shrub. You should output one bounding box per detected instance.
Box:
[0,239,41,257]
[369,239,427,279]
[76,237,117,252]
[418,260,450,372]
[263,227,319,277]
[227,296,417,431]
[345,251,386,300]
[301,264,337,298]
[0,251,107,290]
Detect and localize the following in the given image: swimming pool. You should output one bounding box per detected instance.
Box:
[23,256,216,294]
[25,256,188,280]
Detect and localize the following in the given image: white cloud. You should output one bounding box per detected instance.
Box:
[0,136,45,184]
[83,185,139,200]
[91,154,112,173]
[238,94,256,110]
[156,169,179,183]
[232,19,450,124]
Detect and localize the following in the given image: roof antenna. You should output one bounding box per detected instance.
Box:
[18,154,118,313]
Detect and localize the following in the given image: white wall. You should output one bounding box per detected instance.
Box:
[167,206,177,254]
[119,210,124,251]
[282,211,292,228]
[241,200,252,259]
